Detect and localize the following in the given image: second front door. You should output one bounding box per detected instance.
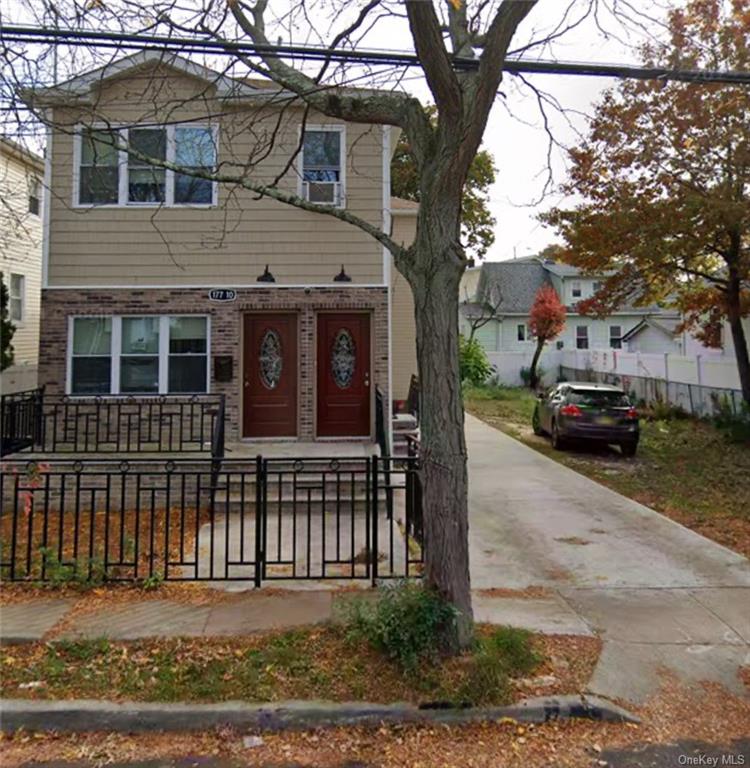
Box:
[317,313,371,437]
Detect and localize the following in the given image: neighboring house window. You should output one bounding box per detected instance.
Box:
[301,126,344,206]
[576,325,589,350]
[71,317,112,394]
[571,281,582,299]
[9,274,25,323]
[77,125,217,207]
[593,281,603,293]
[609,325,622,349]
[28,178,41,216]
[68,315,209,395]
[517,323,526,342]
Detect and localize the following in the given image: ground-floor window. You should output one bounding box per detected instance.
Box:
[576,325,589,350]
[68,315,209,395]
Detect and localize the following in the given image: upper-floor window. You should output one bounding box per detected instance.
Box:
[609,325,622,349]
[517,323,527,342]
[76,125,217,207]
[28,178,41,216]
[571,281,582,299]
[301,126,345,206]
[593,281,603,293]
[9,273,25,323]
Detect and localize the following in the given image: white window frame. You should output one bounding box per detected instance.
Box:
[297,123,346,208]
[9,273,25,325]
[609,324,622,349]
[576,324,589,350]
[571,281,582,299]
[73,124,219,209]
[66,315,211,395]
[28,177,41,216]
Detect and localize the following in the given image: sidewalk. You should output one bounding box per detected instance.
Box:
[0,588,592,644]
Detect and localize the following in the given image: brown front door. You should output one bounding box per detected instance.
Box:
[317,313,371,437]
[243,314,297,438]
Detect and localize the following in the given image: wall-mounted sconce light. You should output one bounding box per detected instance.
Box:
[333,265,352,283]
[257,265,276,283]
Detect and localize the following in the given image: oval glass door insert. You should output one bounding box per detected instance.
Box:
[331,329,356,389]
[259,329,283,389]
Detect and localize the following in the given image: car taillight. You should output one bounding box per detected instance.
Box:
[627,407,638,419]
[560,404,582,417]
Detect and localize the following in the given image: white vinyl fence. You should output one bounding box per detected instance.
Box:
[488,347,744,416]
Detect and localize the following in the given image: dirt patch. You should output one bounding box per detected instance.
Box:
[475,586,552,599]
[554,537,592,546]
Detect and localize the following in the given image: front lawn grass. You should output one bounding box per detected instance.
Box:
[464,384,750,558]
[0,626,599,707]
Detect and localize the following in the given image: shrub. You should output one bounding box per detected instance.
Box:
[37,547,107,588]
[646,399,690,421]
[459,335,493,386]
[456,627,541,706]
[712,396,750,444]
[520,365,545,388]
[345,581,458,673]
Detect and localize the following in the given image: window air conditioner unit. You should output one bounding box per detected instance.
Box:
[303,181,341,205]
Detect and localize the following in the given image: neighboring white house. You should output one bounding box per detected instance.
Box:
[460,257,683,356]
[0,138,44,394]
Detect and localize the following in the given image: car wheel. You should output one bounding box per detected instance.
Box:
[532,406,545,436]
[551,420,566,451]
[620,440,638,458]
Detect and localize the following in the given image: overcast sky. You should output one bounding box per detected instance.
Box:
[1,0,674,261]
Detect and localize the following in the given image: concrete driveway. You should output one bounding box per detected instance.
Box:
[466,413,750,702]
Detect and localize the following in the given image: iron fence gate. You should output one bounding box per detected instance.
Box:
[0,455,423,585]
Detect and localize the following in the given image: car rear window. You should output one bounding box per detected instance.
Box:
[568,389,631,407]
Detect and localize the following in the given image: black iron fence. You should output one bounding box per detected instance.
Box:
[1,392,223,456]
[0,455,423,585]
[559,366,744,418]
[1,388,44,457]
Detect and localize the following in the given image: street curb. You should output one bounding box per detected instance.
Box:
[0,695,639,733]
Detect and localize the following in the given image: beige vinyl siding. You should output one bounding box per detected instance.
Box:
[47,64,384,286]
[390,213,418,400]
[0,143,43,366]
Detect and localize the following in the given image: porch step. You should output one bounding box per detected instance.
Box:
[392,411,419,458]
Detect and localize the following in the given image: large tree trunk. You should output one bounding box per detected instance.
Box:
[400,205,473,652]
[529,339,545,390]
[726,278,750,405]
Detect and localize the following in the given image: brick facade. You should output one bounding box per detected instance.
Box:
[39,286,389,441]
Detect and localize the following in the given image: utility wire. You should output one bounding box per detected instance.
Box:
[2,24,750,84]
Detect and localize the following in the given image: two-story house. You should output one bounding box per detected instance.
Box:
[460,257,683,354]
[0,138,44,393]
[24,51,418,443]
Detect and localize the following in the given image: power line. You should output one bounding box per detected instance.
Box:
[2,24,750,85]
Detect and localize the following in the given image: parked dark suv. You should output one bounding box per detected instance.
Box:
[532,382,640,456]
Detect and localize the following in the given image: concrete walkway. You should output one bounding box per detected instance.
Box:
[0,589,592,645]
[466,413,750,702]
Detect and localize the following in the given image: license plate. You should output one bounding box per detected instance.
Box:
[596,416,615,425]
